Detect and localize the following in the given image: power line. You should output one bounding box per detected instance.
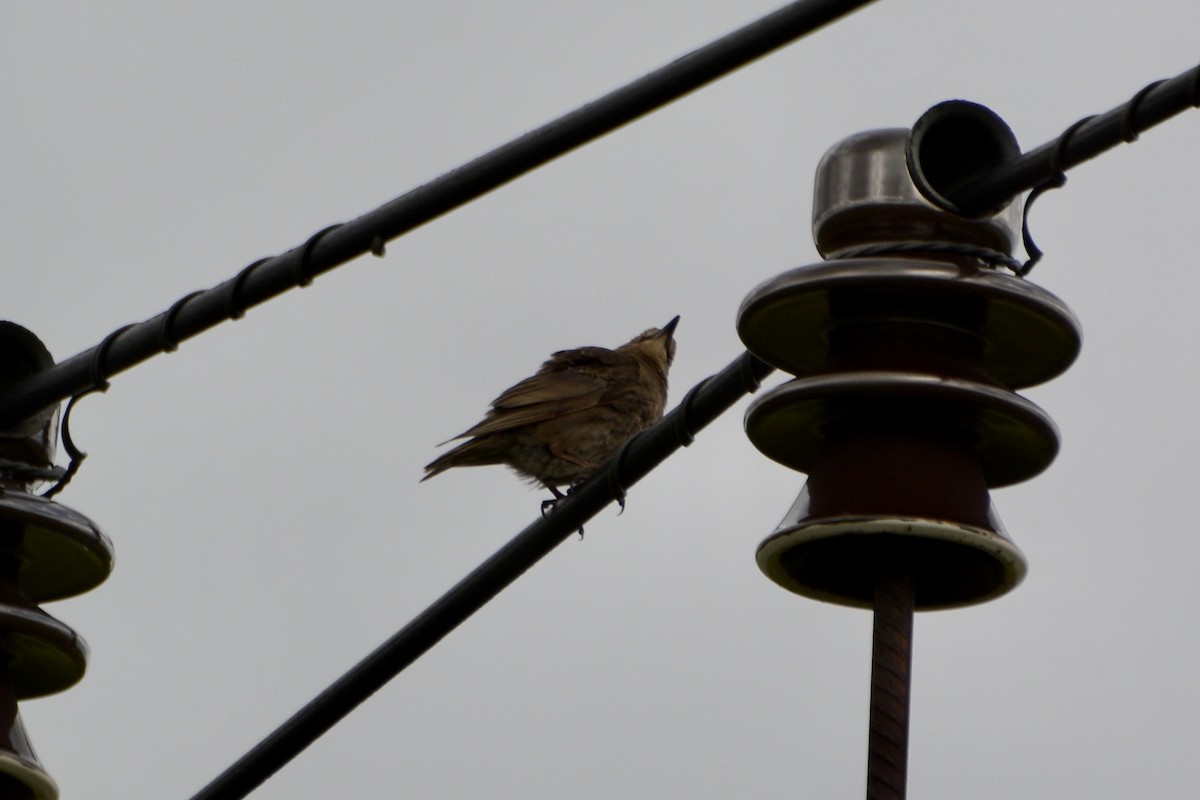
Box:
[186,350,772,800]
[0,0,878,430]
[943,63,1200,216]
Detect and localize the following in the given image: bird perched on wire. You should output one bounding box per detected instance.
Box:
[422,316,679,506]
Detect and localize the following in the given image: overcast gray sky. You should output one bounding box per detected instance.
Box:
[5,2,1200,798]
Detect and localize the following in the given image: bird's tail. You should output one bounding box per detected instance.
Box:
[421,437,507,482]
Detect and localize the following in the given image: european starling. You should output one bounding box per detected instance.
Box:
[422,316,679,499]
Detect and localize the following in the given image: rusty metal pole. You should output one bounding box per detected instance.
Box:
[866,571,915,800]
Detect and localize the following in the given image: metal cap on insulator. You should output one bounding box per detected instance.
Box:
[812,102,1022,260]
[0,323,59,473]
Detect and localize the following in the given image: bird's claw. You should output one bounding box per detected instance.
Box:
[542,485,567,517]
[541,491,585,539]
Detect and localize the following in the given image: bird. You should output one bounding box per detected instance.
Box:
[422,316,679,506]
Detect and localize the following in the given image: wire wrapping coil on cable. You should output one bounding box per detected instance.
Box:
[42,323,136,498]
[1018,115,1096,277]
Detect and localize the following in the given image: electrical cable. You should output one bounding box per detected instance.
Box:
[185,351,772,800]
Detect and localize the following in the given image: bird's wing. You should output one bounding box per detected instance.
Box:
[449,348,638,439]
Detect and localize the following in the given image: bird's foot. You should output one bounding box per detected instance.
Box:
[541,485,566,517]
[540,487,585,539]
[570,478,625,515]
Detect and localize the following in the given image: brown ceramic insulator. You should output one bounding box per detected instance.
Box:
[0,652,58,799]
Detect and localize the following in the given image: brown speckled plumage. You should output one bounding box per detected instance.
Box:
[422,316,679,493]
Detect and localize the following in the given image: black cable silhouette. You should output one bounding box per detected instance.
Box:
[6,59,1196,436]
[0,0,879,431]
[186,351,772,800]
[948,62,1200,217]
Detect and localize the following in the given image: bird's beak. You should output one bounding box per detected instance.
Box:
[660,315,680,342]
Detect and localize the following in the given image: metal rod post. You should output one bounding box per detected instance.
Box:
[866,570,915,800]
